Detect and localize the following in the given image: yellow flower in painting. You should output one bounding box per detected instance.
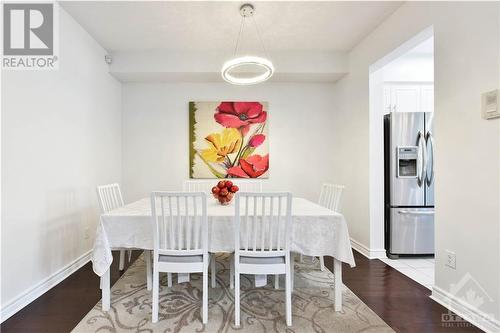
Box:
[201,128,242,162]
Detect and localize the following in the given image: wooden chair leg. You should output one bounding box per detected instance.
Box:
[229,255,234,289]
[299,253,303,262]
[320,256,325,271]
[285,261,292,326]
[145,250,152,291]
[291,253,295,290]
[167,273,172,287]
[202,255,208,324]
[211,254,216,288]
[274,275,279,289]
[152,265,159,323]
[235,270,240,327]
[128,250,132,262]
[119,250,125,271]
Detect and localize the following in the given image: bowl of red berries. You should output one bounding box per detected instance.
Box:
[211,180,239,205]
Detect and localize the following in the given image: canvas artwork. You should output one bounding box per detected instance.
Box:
[189,101,269,179]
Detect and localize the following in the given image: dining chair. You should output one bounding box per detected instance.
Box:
[150,191,209,324]
[230,181,269,289]
[183,180,213,193]
[235,180,263,192]
[183,180,219,288]
[183,179,263,289]
[231,181,281,289]
[183,180,263,193]
[300,183,345,271]
[234,192,293,327]
[96,184,133,271]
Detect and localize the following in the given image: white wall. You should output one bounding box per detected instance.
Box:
[1,7,121,318]
[121,82,336,203]
[332,1,500,328]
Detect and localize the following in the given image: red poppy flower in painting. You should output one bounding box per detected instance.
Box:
[214,102,267,135]
[248,134,266,148]
[227,154,269,178]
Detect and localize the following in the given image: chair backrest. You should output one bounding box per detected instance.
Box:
[236,180,263,193]
[183,180,213,194]
[97,183,124,213]
[183,180,263,193]
[318,183,344,212]
[234,192,292,257]
[150,192,208,256]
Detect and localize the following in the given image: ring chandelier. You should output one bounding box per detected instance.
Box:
[221,4,274,85]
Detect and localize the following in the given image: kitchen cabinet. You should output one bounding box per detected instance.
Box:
[384,83,434,113]
[420,85,434,113]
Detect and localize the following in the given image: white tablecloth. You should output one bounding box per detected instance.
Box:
[92,197,355,276]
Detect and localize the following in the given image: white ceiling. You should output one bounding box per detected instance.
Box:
[61,1,403,52]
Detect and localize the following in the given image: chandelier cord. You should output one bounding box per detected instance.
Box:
[234,16,245,56]
[251,15,269,58]
[222,4,274,85]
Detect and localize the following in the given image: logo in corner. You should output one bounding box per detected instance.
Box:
[441,273,495,329]
[2,2,58,70]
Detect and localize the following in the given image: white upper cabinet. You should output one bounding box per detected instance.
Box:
[420,85,434,113]
[391,84,421,113]
[383,85,392,113]
[384,83,434,113]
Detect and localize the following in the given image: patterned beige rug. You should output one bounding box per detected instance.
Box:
[73,254,393,333]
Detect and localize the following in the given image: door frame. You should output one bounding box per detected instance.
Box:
[368,26,434,258]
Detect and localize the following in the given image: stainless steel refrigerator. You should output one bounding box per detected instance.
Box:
[384,112,434,258]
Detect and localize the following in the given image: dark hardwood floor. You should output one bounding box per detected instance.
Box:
[1,251,141,333]
[1,250,481,333]
[324,252,482,333]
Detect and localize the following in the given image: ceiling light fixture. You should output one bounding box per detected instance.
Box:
[221,4,274,85]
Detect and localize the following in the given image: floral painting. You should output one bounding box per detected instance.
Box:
[189,101,269,179]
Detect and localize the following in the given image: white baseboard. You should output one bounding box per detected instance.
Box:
[431,286,500,333]
[0,250,92,323]
[350,238,387,259]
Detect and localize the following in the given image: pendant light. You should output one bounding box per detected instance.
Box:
[221,4,274,85]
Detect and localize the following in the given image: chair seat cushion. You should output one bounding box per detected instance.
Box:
[159,254,203,263]
[240,256,285,265]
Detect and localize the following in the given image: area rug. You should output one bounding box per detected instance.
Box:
[72,254,393,333]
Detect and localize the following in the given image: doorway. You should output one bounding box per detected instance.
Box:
[369,27,435,289]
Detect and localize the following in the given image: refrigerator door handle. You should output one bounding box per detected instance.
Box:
[425,131,435,186]
[416,131,426,187]
[398,210,435,215]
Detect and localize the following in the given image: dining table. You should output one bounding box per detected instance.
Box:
[92,196,356,313]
